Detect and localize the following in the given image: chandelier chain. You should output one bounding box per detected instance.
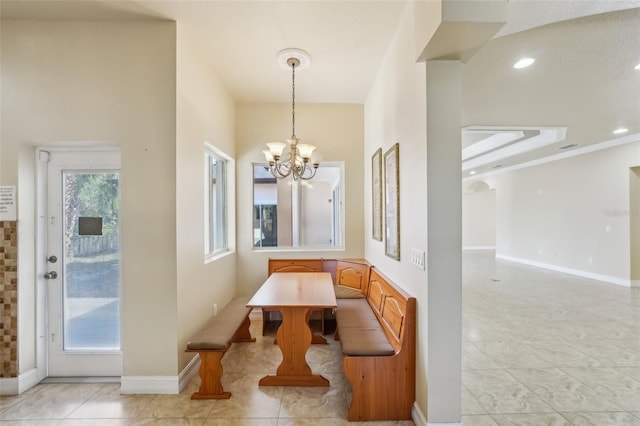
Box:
[291,61,296,138]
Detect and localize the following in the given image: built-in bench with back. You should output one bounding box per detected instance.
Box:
[335,267,416,421]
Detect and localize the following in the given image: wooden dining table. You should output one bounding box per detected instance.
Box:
[247,272,337,387]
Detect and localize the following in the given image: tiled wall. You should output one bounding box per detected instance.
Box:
[0,221,18,378]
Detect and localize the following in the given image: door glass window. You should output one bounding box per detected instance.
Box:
[62,171,120,351]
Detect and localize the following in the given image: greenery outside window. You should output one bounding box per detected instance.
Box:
[205,144,233,258]
[252,162,344,249]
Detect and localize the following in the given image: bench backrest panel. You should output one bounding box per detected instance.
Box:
[335,260,370,294]
[366,268,414,353]
[268,258,323,276]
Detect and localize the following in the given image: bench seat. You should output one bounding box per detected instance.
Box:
[187,297,253,351]
[336,299,394,356]
[185,296,255,399]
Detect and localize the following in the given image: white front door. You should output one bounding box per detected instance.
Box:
[45,150,122,377]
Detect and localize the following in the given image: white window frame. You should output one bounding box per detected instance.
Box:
[251,161,345,252]
[204,143,235,262]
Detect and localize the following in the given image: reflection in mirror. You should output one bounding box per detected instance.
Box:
[253,163,343,249]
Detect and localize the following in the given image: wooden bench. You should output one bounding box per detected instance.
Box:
[333,259,370,299]
[335,267,416,421]
[185,296,255,399]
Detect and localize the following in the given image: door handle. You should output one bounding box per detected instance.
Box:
[44,271,58,280]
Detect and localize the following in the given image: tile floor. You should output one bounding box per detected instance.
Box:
[462,251,640,426]
[1,251,638,425]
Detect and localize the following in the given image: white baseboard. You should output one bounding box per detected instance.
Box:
[121,355,200,395]
[632,280,640,288]
[0,368,40,395]
[412,401,427,425]
[462,246,496,251]
[496,254,631,287]
[427,423,462,426]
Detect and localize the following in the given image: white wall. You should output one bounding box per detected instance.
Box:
[235,103,364,295]
[1,20,178,377]
[364,3,434,420]
[301,181,333,246]
[463,189,496,249]
[175,29,237,373]
[482,141,640,285]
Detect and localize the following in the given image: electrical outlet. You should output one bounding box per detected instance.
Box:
[213,304,218,316]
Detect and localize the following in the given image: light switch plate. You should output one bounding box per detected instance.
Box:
[410,248,425,270]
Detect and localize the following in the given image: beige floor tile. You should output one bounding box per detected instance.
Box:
[563,340,640,366]
[561,367,640,411]
[279,373,349,419]
[463,368,521,389]
[561,411,640,425]
[137,393,214,419]
[471,341,554,368]
[207,373,283,418]
[129,419,206,425]
[462,385,487,415]
[202,419,278,426]
[463,342,501,370]
[0,421,59,425]
[274,419,350,426]
[491,413,572,425]
[57,420,132,425]
[617,367,640,382]
[524,340,603,367]
[0,383,101,420]
[508,368,625,412]
[66,383,154,419]
[461,415,499,425]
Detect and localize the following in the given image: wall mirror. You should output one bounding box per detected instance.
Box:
[252,163,344,249]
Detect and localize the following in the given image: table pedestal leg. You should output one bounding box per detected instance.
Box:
[259,306,329,387]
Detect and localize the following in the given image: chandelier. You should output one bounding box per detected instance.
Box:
[263,49,319,181]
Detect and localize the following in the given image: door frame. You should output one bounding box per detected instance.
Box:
[35,146,122,380]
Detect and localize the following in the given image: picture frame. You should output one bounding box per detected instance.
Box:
[384,143,400,260]
[372,148,383,241]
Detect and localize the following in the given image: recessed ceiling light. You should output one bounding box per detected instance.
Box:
[513,58,535,69]
[613,127,629,134]
[469,170,477,175]
[635,63,640,70]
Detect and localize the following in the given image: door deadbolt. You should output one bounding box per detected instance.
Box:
[44,271,58,280]
[47,255,58,263]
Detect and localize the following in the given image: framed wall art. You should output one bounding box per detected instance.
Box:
[384,143,400,260]
[372,148,383,241]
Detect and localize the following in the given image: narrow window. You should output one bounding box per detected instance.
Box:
[205,145,229,257]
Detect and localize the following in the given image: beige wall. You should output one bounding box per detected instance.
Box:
[1,20,178,376]
[364,3,431,420]
[482,141,640,284]
[235,103,364,295]
[175,29,237,373]
[629,167,640,282]
[463,189,496,249]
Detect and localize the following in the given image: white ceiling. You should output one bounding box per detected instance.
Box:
[2,0,639,175]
